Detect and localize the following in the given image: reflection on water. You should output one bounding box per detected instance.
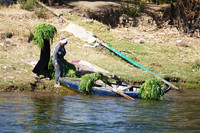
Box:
[0,90,200,132]
[27,94,65,132]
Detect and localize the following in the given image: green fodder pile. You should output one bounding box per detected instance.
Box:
[33,23,57,49]
[78,72,109,94]
[138,78,165,100]
[48,57,80,79]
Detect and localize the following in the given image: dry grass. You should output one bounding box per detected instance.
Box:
[0,5,56,86]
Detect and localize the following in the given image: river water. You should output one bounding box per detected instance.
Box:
[0,89,200,133]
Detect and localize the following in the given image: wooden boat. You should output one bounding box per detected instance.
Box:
[61,78,171,99]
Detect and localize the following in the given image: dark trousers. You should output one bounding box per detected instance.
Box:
[52,60,63,84]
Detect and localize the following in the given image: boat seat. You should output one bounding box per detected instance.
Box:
[115,85,133,91]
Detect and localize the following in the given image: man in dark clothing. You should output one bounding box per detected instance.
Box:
[33,39,50,79]
[52,38,67,87]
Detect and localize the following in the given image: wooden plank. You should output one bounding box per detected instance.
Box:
[95,80,135,100]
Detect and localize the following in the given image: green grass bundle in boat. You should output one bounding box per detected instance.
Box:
[138,78,164,100]
[48,57,80,79]
[78,72,108,94]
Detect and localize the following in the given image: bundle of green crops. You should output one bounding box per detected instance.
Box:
[138,78,165,100]
[78,72,109,94]
[33,23,57,49]
[48,57,80,79]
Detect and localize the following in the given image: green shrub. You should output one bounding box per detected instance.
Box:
[192,60,200,71]
[152,0,177,4]
[124,4,140,17]
[138,78,164,100]
[78,72,108,94]
[0,2,10,8]
[121,0,141,17]
[20,0,36,11]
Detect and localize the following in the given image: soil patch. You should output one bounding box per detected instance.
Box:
[51,1,200,47]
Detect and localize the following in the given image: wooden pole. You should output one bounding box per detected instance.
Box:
[37,1,69,23]
[95,80,135,100]
[104,84,135,100]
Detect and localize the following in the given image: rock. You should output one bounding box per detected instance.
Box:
[134,39,145,44]
[57,17,63,23]
[84,42,99,48]
[148,18,154,24]
[0,43,5,46]
[193,29,200,38]
[128,17,134,21]
[5,38,13,43]
[82,18,93,23]
[62,23,96,43]
[175,40,188,47]
[8,76,14,79]
[6,33,13,38]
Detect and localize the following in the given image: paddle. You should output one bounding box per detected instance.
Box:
[95,80,135,100]
[96,38,182,92]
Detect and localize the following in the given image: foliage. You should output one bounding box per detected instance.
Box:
[34,8,46,19]
[20,0,36,11]
[48,57,80,79]
[192,60,200,71]
[0,2,11,8]
[121,0,141,17]
[121,0,177,17]
[33,23,57,49]
[78,72,109,94]
[152,0,177,4]
[138,78,164,100]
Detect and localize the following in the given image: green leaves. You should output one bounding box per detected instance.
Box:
[78,72,108,94]
[138,78,164,100]
[33,23,57,49]
[48,57,79,79]
[20,0,36,11]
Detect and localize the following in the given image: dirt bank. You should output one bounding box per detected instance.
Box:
[51,1,200,47]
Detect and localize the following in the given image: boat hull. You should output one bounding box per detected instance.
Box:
[61,78,140,98]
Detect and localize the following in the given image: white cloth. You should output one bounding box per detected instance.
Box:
[60,38,68,44]
[62,23,96,43]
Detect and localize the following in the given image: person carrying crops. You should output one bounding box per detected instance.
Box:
[52,38,68,87]
[32,23,57,80]
[32,39,51,79]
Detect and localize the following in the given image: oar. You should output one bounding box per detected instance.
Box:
[95,80,135,100]
[96,39,182,92]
